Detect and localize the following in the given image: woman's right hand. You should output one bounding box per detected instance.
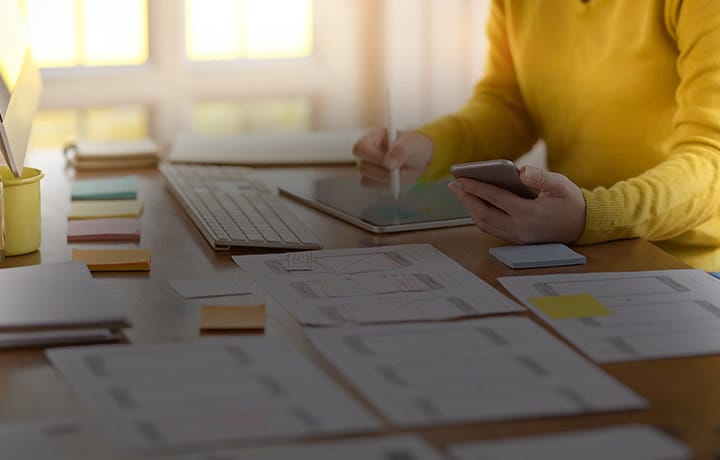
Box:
[352,128,433,186]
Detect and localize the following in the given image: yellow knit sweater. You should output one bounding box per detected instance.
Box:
[418,0,720,270]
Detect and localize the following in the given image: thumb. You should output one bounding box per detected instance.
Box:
[520,166,568,195]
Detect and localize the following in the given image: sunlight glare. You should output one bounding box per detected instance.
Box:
[23,0,77,68]
[186,0,242,61]
[244,0,312,59]
[82,0,148,65]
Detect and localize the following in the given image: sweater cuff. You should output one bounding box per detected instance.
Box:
[576,189,626,245]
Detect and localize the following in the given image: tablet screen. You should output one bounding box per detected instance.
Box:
[280,176,471,232]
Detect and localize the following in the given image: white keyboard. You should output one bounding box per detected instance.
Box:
[160,163,322,250]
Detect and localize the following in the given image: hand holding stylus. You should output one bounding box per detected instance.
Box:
[352,129,433,187]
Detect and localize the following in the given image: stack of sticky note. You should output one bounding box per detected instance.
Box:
[68,176,143,224]
[67,175,149,271]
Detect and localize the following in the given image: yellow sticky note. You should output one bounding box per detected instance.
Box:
[68,200,144,220]
[201,304,266,330]
[72,248,151,272]
[529,293,612,319]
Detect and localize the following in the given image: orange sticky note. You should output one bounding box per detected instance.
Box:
[529,293,612,319]
[200,304,265,330]
[68,200,144,220]
[72,248,151,272]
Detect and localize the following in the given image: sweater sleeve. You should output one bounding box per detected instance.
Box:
[577,0,720,244]
[416,0,538,180]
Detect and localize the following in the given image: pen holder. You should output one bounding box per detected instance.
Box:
[0,166,44,256]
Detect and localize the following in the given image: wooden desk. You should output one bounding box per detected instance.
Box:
[2,151,718,459]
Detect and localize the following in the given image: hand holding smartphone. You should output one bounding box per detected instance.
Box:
[450,159,538,199]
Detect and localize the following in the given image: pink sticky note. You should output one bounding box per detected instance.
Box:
[67,218,141,242]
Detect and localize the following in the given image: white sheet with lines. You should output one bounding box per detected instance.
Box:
[47,338,380,452]
[499,269,720,363]
[232,244,523,326]
[305,317,645,427]
[0,421,446,460]
[449,424,689,460]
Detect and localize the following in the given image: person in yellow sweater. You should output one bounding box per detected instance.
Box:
[353,0,720,271]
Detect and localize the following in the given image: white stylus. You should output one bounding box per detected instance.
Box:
[386,88,400,200]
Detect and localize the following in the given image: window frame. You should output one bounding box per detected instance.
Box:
[35,0,377,148]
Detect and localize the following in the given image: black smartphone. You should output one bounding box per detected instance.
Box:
[450,159,537,199]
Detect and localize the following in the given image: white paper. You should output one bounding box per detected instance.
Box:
[233,244,523,326]
[449,424,690,460]
[0,419,144,460]
[0,261,126,329]
[168,278,251,299]
[305,317,645,427]
[0,329,115,348]
[171,435,446,460]
[0,421,71,460]
[499,269,720,363]
[47,338,380,452]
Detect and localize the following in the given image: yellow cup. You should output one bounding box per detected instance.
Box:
[0,166,44,256]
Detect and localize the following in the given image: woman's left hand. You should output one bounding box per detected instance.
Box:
[448,165,586,244]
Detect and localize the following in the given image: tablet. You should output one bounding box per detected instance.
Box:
[279,176,473,233]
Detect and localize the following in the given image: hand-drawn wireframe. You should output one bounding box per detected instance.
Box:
[234,244,524,326]
[500,269,720,362]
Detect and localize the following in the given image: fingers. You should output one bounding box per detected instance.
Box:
[452,178,531,216]
[520,166,573,197]
[352,128,387,166]
[449,182,515,229]
[358,160,392,185]
[358,162,420,186]
[384,134,408,169]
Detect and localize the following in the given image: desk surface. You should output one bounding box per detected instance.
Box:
[2,151,719,458]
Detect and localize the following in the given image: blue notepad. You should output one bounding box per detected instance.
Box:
[71,175,138,200]
[489,243,586,269]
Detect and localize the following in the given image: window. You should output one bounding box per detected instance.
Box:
[24,0,364,149]
[22,0,489,154]
[185,0,313,61]
[24,0,148,67]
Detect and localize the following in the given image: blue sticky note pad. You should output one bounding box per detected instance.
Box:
[71,175,138,200]
[489,243,586,269]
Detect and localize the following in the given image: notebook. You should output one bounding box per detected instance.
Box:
[64,139,159,171]
[0,261,129,332]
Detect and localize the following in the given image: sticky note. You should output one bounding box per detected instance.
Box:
[72,248,151,272]
[169,278,251,299]
[68,200,144,220]
[529,293,612,319]
[200,304,265,330]
[71,175,138,200]
[490,244,586,269]
[67,218,141,242]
